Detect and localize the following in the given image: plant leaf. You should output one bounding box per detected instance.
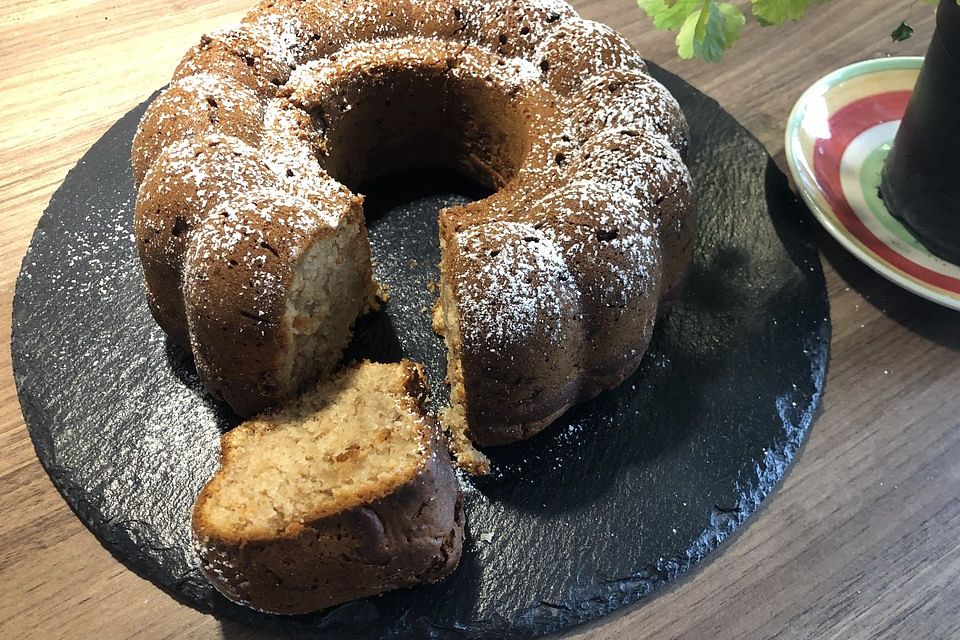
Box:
[676,9,701,59]
[751,0,813,25]
[891,20,914,42]
[694,1,714,42]
[676,1,746,62]
[637,0,703,31]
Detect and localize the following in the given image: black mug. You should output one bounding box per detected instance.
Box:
[881,0,960,264]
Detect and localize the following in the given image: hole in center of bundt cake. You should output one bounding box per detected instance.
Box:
[304,61,530,194]
[340,166,492,414]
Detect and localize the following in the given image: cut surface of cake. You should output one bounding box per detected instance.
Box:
[192,359,463,614]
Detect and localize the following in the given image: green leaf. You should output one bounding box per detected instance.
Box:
[676,10,700,59]
[636,0,702,31]
[676,1,746,62]
[751,0,813,25]
[891,20,914,42]
[693,1,711,42]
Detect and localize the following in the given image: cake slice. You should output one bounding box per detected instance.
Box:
[192,359,464,615]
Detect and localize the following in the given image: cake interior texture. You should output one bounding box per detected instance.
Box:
[434,252,489,475]
[199,361,428,538]
[280,219,375,396]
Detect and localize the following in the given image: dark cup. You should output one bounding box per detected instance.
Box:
[880,0,960,264]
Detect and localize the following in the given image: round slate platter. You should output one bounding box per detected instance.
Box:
[12,63,830,639]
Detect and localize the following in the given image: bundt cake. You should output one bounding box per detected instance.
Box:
[131,0,696,470]
[192,359,463,614]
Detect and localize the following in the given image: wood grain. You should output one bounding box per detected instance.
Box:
[1,1,956,638]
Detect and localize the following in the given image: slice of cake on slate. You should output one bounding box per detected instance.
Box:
[192,359,464,615]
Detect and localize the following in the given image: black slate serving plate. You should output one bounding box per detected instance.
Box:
[11,64,830,639]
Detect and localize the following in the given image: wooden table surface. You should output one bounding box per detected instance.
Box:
[2,1,958,638]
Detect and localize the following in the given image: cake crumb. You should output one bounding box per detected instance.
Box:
[375,281,390,304]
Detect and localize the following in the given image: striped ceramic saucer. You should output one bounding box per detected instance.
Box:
[786,56,960,310]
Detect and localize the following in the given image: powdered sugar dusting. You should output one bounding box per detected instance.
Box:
[140,72,263,140]
[534,180,661,299]
[144,134,267,203]
[454,44,543,86]
[568,68,689,153]
[259,98,351,208]
[288,35,545,106]
[190,190,336,262]
[200,13,311,73]
[173,73,249,110]
[244,13,310,68]
[455,221,578,350]
[574,128,690,212]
